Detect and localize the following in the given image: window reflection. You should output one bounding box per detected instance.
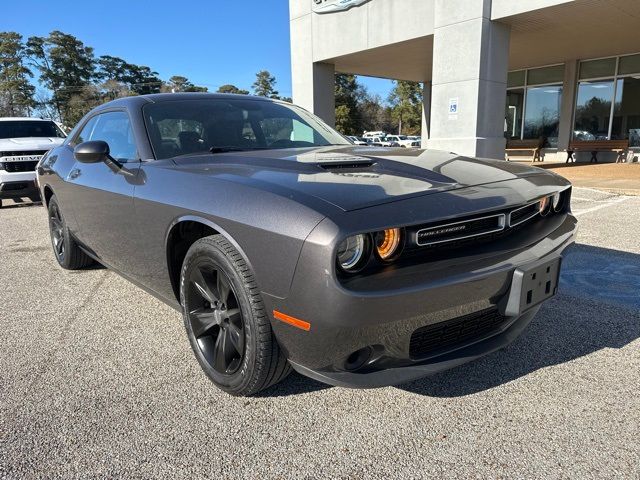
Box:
[612,77,640,147]
[505,89,524,139]
[523,86,563,147]
[574,80,616,140]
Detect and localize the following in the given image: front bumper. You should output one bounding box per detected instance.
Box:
[265,212,577,389]
[289,306,539,388]
[0,170,39,199]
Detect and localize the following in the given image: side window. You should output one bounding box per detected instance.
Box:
[75,116,98,145]
[291,119,314,143]
[89,111,138,162]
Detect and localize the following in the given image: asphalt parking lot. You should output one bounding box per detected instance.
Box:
[1,187,639,479]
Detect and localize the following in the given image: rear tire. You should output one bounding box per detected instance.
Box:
[48,195,94,270]
[180,235,291,396]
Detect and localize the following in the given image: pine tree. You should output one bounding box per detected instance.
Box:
[388,80,423,135]
[26,31,96,124]
[0,32,35,116]
[252,70,279,99]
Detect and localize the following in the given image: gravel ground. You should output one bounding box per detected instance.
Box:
[0,188,638,479]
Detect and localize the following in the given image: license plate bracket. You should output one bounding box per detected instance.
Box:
[499,257,562,317]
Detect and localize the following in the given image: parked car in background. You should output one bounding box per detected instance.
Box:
[386,135,417,148]
[0,117,66,208]
[366,136,399,147]
[362,131,386,138]
[347,136,367,146]
[38,93,576,396]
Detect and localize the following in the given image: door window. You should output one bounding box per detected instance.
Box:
[75,116,98,144]
[88,111,138,162]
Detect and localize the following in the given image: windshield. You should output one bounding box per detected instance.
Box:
[0,120,66,139]
[143,98,350,159]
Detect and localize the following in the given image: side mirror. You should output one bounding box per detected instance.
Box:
[74,141,110,163]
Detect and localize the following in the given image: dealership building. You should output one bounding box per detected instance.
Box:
[290,0,640,161]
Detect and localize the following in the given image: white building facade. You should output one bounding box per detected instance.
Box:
[290,0,640,160]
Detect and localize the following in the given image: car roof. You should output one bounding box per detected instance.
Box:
[97,92,279,110]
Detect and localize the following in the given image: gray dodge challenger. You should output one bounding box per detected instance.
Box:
[37,93,577,396]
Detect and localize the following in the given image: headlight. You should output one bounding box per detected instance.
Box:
[552,192,563,212]
[538,196,551,216]
[336,234,369,272]
[375,228,402,261]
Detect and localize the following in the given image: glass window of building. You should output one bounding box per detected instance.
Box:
[575,54,640,146]
[505,65,564,147]
[505,89,524,139]
[507,70,526,88]
[524,86,563,147]
[612,77,640,147]
[579,58,617,80]
[574,80,617,140]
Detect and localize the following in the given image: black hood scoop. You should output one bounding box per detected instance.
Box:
[318,159,376,170]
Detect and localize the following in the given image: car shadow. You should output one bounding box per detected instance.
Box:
[398,244,640,397]
[260,244,639,398]
[255,371,332,398]
[0,200,42,209]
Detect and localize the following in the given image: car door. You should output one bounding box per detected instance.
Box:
[67,110,142,273]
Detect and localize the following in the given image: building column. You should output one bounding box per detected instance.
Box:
[428,0,510,159]
[421,82,432,147]
[557,60,578,152]
[290,13,335,126]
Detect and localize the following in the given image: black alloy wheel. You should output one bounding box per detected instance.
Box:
[180,235,291,396]
[186,262,245,375]
[49,201,66,262]
[46,195,93,270]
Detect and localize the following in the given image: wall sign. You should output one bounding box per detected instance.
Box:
[448,97,459,115]
[312,0,371,14]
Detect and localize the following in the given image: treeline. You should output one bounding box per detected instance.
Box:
[0,30,423,135]
[335,74,423,136]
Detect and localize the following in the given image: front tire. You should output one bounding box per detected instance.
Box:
[47,195,93,270]
[180,235,291,396]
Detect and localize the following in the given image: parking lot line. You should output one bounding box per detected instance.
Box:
[573,196,630,216]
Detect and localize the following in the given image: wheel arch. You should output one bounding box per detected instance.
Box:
[165,215,256,304]
[42,184,55,207]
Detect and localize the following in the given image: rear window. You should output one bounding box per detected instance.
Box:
[0,120,66,139]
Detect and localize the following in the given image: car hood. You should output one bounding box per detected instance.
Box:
[170,146,552,212]
[0,137,65,151]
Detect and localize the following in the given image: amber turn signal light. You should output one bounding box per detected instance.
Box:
[375,228,402,261]
[273,310,311,331]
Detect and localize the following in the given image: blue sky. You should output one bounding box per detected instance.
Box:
[3,0,393,100]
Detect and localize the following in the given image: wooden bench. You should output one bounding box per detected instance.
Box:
[567,139,630,163]
[505,138,544,162]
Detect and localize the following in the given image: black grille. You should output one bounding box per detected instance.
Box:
[415,214,505,246]
[0,150,47,157]
[409,309,508,359]
[1,182,29,191]
[509,203,539,227]
[1,161,39,173]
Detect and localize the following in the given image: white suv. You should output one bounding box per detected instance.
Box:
[0,118,66,208]
[386,135,420,148]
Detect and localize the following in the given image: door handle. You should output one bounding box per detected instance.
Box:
[68,168,81,180]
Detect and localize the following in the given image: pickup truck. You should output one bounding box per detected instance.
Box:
[0,117,66,208]
[386,135,420,148]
